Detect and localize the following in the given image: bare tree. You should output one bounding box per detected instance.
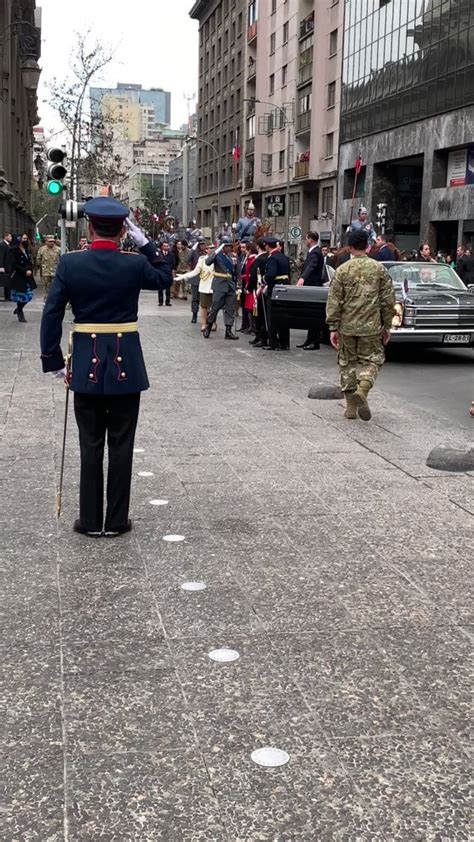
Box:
[48,32,123,199]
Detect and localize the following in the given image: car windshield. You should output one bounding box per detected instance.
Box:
[384,262,466,291]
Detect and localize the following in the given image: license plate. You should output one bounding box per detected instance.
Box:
[443,333,471,344]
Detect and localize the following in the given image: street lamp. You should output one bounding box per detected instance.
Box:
[187,135,220,241]
[0,19,41,103]
[244,97,294,251]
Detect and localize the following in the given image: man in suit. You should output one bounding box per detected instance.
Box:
[40,197,172,537]
[157,240,177,306]
[0,232,13,300]
[263,235,291,351]
[296,231,324,350]
[456,248,474,286]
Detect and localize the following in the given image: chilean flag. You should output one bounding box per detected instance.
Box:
[355,154,363,174]
[232,131,241,161]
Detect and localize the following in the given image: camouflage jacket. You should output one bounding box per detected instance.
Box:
[36,245,61,278]
[326,255,395,335]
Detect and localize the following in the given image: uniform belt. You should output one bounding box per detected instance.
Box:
[214,272,232,279]
[275,275,289,280]
[73,322,138,335]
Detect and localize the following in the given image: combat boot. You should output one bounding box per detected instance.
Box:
[225,326,239,340]
[344,391,358,419]
[353,380,372,421]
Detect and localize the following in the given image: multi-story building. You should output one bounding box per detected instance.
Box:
[190,0,246,237]
[243,0,343,251]
[168,142,198,227]
[90,83,172,143]
[337,0,474,253]
[0,0,42,234]
[117,131,186,207]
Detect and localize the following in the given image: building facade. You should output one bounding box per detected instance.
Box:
[243,0,343,250]
[168,142,198,227]
[117,131,186,207]
[337,0,474,253]
[190,0,246,237]
[0,0,42,235]
[90,83,172,143]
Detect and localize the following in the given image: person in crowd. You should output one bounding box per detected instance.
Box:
[238,242,258,333]
[373,232,397,262]
[157,240,177,306]
[347,206,377,244]
[186,237,208,323]
[326,230,395,422]
[0,231,13,300]
[456,247,474,286]
[7,234,37,322]
[36,234,61,301]
[175,239,190,301]
[417,242,437,263]
[202,237,239,340]
[79,237,89,250]
[249,239,268,348]
[296,231,324,350]
[235,201,261,243]
[321,245,336,269]
[175,242,215,332]
[262,235,291,351]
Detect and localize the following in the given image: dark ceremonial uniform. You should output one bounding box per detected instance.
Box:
[205,246,239,328]
[299,244,324,349]
[40,197,172,535]
[263,238,291,350]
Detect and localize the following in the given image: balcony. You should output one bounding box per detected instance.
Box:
[248,22,257,44]
[247,58,256,83]
[299,12,314,40]
[296,111,311,134]
[294,160,310,179]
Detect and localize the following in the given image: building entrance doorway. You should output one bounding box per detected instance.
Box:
[432,221,459,259]
[372,155,423,253]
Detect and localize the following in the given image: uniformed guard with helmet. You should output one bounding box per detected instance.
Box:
[40,197,173,537]
[202,236,239,340]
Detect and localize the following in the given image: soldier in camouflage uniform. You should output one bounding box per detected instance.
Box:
[326,229,395,421]
[36,235,61,301]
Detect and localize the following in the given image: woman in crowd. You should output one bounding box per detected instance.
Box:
[238,242,257,333]
[174,242,215,331]
[417,242,437,263]
[7,234,36,322]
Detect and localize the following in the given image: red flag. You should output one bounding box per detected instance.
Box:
[232,144,241,161]
[355,155,363,174]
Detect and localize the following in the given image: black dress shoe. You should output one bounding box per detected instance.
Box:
[262,345,278,350]
[303,343,320,350]
[296,342,309,348]
[104,519,132,537]
[165,301,172,306]
[225,327,239,340]
[279,346,290,351]
[191,314,198,323]
[158,302,163,306]
[251,340,264,347]
[203,323,212,338]
[73,519,102,538]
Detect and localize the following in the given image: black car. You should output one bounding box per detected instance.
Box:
[271,262,474,348]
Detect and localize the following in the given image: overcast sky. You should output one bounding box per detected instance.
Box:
[37,0,199,137]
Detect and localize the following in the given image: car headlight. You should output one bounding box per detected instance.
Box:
[392,302,404,328]
[403,305,416,326]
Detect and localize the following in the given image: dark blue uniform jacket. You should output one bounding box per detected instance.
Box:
[40,241,172,395]
[265,250,291,294]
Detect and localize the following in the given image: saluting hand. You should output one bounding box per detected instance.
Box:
[126,218,148,248]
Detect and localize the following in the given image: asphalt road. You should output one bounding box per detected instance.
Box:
[381,345,473,430]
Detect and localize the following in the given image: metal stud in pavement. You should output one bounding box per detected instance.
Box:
[181,581,206,591]
[208,648,240,662]
[163,534,185,542]
[251,748,290,768]
[149,499,169,506]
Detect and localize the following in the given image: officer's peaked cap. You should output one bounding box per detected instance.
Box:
[84,197,129,220]
[220,235,233,244]
[263,235,279,245]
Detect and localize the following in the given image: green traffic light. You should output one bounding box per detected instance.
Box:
[47,180,63,195]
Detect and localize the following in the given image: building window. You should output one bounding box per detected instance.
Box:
[279,150,285,171]
[325,132,334,158]
[270,32,276,54]
[247,115,256,139]
[269,73,275,95]
[261,153,272,175]
[283,21,289,44]
[289,193,300,216]
[271,0,276,12]
[329,29,337,56]
[299,90,312,113]
[321,186,334,213]
[248,0,257,26]
[282,64,287,87]
[327,81,336,108]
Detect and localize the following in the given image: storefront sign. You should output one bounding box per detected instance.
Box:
[447,149,468,187]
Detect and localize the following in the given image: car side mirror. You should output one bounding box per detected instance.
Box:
[467,284,474,291]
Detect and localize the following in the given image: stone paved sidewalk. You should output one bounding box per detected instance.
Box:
[1,291,472,841]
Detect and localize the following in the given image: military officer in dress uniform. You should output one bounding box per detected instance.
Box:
[262,235,291,351]
[40,197,172,537]
[202,236,239,340]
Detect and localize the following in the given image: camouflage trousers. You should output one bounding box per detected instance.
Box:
[338,333,385,392]
[42,275,54,300]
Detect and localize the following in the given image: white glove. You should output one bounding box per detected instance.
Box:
[126,218,148,248]
[52,367,67,380]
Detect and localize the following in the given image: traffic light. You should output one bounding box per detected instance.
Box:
[46,148,67,196]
